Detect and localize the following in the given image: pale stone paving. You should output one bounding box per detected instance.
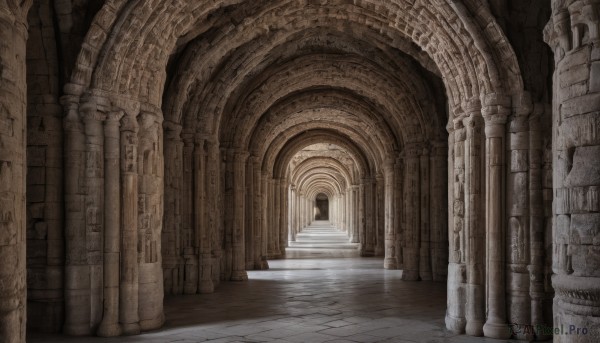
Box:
[29,223,508,343]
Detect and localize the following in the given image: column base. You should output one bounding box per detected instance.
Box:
[63,323,92,336]
[183,282,198,295]
[140,313,165,331]
[120,322,140,336]
[199,280,214,294]
[483,321,511,339]
[384,258,397,269]
[97,321,122,337]
[231,270,248,281]
[445,314,466,334]
[465,320,484,336]
[259,259,269,270]
[401,270,420,281]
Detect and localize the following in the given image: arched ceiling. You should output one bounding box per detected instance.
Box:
[67,0,525,190]
[288,145,356,199]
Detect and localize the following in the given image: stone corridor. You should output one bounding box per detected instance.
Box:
[29,223,506,343]
[2,1,599,342]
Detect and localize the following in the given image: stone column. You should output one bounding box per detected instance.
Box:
[97,111,124,337]
[351,185,359,243]
[384,158,397,269]
[362,178,376,256]
[87,104,107,331]
[206,140,222,284]
[527,104,550,336]
[260,175,270,269]
[463,110,485,337]
[289,186,297,242]
[253,162,266,269]
[61,98,87,335]
[445,119,467,333]
[419,147,432,281]
[279,179,288,255]
[267,179,276,258]
[245,157,255,270]
[402,144,421,281]
[273,179,281,257]
[545,4,600,341]
[395,157,404,267]
[358,181,366,253]
[482,95,511,339]
[162,122,183,295]
[0,5,30,341]
[375,174,385,256]
[223,149,234,280]
[136,111,164,331]
[506,95,532,338]
[430,141,448,282]
[195,135,213,294]
[231,151,248,281]
[181,133,195,295]
[119,113,140,335]
[78,100,106,334]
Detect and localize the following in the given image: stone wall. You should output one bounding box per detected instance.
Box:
[545,0,600,341]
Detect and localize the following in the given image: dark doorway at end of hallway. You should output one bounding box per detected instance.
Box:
[315,193,329,220]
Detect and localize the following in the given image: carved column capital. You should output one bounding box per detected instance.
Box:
[120,114,139,133]
[181,132,194,146]
[464,97,482,117]
[234,150,250,164]
[163,121,182,140]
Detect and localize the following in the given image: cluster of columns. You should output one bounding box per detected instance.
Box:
[61,93,165,337]
[383,142,449,282]
[163,128,227,294]
[445,93,554,339]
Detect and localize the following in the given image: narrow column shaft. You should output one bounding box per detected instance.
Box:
[195,136,213,293]
[97,112,123,337]
[279,179,287,255]
[206,141,222,285]
[384,159,397,269]
[119,114,140,335]
[289,187,297,242]
[445,121,467,333]
[162,122,183,295]
[402,145,421,281]
[231,151,248,281]
[245,158,255,269]
[430,142,448,282]
[527,106,549,334]
[419,148,432,280]
[352,186,359,243]
[253,165,266,269]
[362,178,375,257]
[375,175,385,256]
[260,176,270,269]
[506,112,532,337]
[181,134,195,295]
[82,105,106,333]
[463,112,485,336]
[482,99,510,339]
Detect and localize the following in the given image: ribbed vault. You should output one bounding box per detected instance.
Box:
[51,1,546,341]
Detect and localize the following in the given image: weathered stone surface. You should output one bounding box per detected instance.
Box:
[3,0,597,343]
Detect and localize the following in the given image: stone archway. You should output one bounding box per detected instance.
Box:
[5,1,600,343]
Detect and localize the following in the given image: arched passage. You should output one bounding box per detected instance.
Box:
[59,0,530,339]
[7,1,594,343]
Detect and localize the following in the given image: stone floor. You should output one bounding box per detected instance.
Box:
[29,222,511,343]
